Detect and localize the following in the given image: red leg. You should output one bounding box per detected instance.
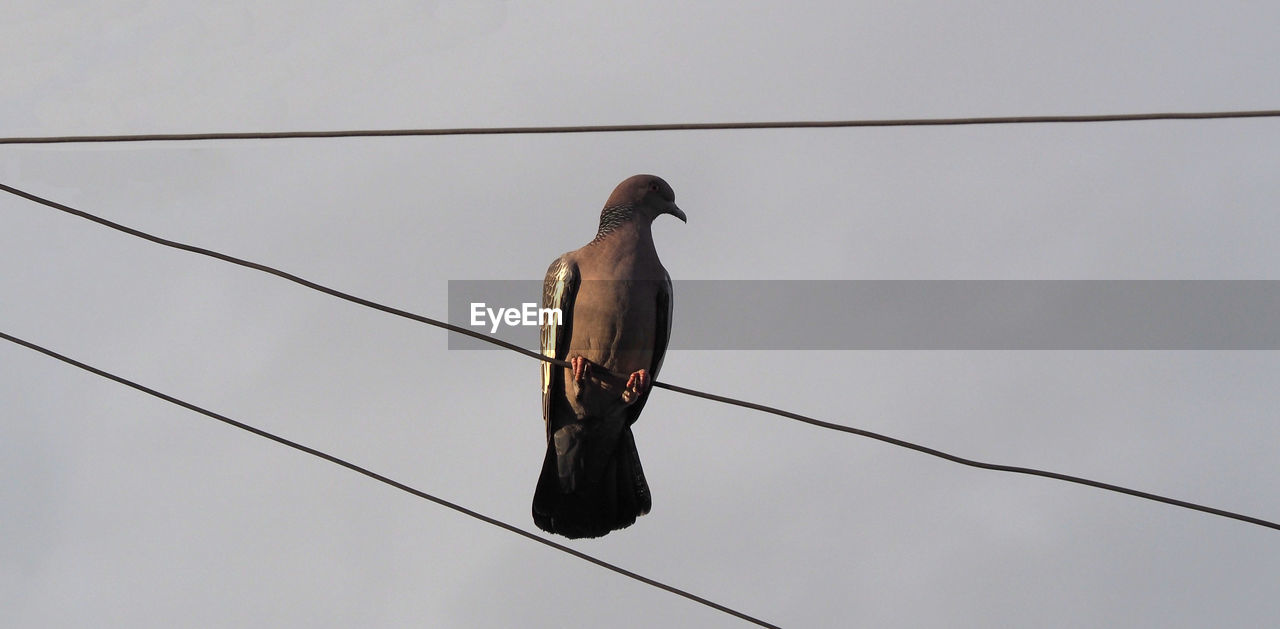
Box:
[622,369,651,404]
[570,355,592,384]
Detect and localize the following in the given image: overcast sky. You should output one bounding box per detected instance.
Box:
[3,2,1279,627]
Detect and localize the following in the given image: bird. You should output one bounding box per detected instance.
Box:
[533,174,686,538]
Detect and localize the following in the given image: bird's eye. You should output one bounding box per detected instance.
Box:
[648,183,659,192]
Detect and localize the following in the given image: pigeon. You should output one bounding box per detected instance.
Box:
[533,174,686,538]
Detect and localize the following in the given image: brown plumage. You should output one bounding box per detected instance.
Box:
[533,174,686,538]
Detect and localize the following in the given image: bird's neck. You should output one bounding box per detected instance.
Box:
[592,204,637,242]
[589,205,659,260]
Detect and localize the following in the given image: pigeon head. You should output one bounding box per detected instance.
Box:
[604,174,687,224]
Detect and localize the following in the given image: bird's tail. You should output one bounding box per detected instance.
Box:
[532,424,650,539]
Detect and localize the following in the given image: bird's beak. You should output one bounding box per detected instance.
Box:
[667,204,687,223]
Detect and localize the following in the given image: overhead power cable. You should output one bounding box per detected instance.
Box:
[0,109,1277,144]
[2,181,1277,533]
[0,330,779,629]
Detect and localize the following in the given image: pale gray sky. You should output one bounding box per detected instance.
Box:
[3,2,1279,627]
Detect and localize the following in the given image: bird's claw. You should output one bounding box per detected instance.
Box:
[622,369,650,405]
[570,355,592,384]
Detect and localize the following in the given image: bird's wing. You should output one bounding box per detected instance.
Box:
[541,254,579,435]
[625,271,673,426]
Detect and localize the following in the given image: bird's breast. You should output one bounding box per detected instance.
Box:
[569,278,660,372]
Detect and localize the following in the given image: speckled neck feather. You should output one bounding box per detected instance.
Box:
[591,203,635,242]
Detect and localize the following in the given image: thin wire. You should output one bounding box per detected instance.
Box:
[0,183,558,367]
[3,182,1277,533]
[0,330,780,629]
[654,382,1278,531]
[1,109,1278,144]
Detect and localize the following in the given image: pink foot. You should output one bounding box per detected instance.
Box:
[570,355,592,384]
[622,369,651,404]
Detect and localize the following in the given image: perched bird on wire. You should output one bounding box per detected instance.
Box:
[533,174,686,538]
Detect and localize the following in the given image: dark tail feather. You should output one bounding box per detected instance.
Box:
[532,426,650,539]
